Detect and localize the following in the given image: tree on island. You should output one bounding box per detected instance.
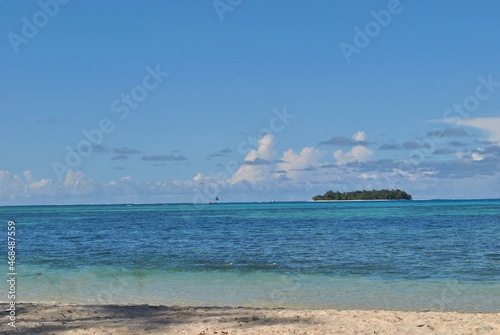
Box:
[312,189,412,201]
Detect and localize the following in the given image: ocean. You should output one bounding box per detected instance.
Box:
[2,200,499,311]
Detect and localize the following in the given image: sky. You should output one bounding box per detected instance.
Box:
[1,0,500,205]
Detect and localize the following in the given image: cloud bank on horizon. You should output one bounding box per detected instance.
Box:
[1,117,499,204]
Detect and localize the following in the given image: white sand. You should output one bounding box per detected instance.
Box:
[2,303,499,334]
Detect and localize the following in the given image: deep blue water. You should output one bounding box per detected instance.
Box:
[1,200,499,311]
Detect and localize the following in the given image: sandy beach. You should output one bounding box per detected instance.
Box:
[1,304,499,335]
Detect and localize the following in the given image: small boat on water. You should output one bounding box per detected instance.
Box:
[208,196,219,205]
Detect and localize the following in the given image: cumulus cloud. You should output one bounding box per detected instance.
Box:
[245,134,275,161]
[193,173,209,183]
[63,170,96,195]
[277,147,326,180]
[24,170,34,183]
[2,141,500,204]
[3,122,500,204]
[230,134,276,184]
[0,171,23,197]
[333,132,373,165]
[334,146,373,165]
[0,170,58,199]
[353,131,367,142]
[1,169,209,204]
[29,178,54,190]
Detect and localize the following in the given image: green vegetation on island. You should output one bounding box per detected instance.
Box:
[312,189,412,201]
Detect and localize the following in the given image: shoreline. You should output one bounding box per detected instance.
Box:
[2,303,499,334]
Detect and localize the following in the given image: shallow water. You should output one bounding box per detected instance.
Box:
[2,200,500,311]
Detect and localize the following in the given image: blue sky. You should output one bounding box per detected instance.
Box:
[1,0,500,204]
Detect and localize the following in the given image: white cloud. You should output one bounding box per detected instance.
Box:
[29,179,53,190]
[333,132,373,165]
[471,152,485,161]
[441,117,500,143]
[193,172,230,187]
[392,168,419,181]
[0,171,19,197]
[230,134,276,184]
[24,170,34,183]
[63,171,95,196]
[468,147,498,162]
[2,125,500,204]
[105,176,142,195]
[0,170,57,199]
[358,172,377,179]
[245,133,276,161]
[193,173,208,182]
[0,170,10,186]
[230,162,269,185]
[353,131,367,142]
[277,147,326,180]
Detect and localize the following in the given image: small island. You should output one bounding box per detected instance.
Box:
[312,189,412,201]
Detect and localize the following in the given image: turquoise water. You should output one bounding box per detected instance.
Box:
[2,200,499,311]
